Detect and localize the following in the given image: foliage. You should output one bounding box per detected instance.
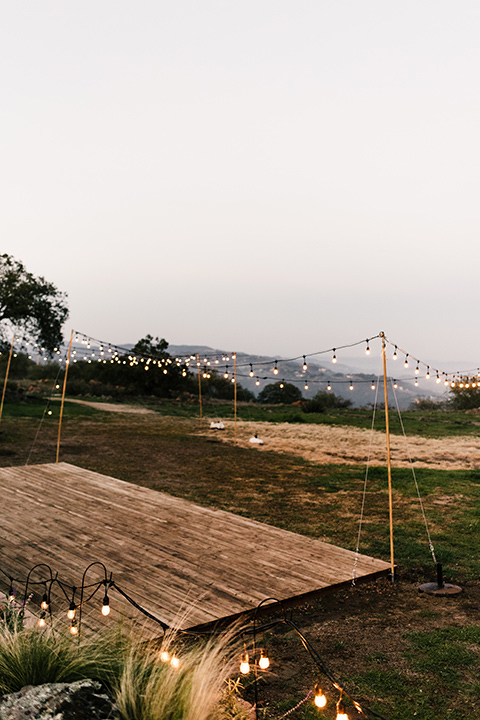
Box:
[196,372,255,402]
[303,390,352,413]
[0,254,68,354]
[409,397,446,411]
[0,617,242,720]
[448,384,480,410]
[257,382,303,405]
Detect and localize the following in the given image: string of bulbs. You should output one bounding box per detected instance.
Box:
[1,563,390,720]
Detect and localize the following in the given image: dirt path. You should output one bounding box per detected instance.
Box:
[205,418,480,470]
[64,398,156,414]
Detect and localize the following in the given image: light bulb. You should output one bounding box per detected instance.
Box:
[336,698,348,720]
[255,379,260,386]
[170,655,180,668]
[8,587,15,603]
[303,356,308,371]
[365,343,370,355]
[67,602,76,620]
[426,368,430,379]
[160,650,170,662]
[393,381,398,389]
[259,649,270,670]
[279,381,284,389]
[404,355,409,368]
[249,365,254,377]
[240,652,250,674]
[415,379,418,386]
[349,383,354,390]
[314,685,327,708]
[327,383,332,391]
[273,362,278,375]
[70,620,78,635]
[415,366,419,375]
[41,593,49,610]
[38,613,46,628]
[304,383,309,390]
[436,375,440,383]
[371,381,375,390]
[393,346,397,359]
[332,351,337,363]
[101,595,110,616]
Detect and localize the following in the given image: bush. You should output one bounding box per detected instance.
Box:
[257,382,303,404]
[303,390,351,413]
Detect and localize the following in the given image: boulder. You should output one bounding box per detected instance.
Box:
[0,679,119,720]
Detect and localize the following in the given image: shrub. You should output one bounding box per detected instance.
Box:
[303,390,351,413]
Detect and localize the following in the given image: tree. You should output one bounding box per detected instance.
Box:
[257,381,303,404]
[0,254,68,353]
[304,390,352,413]
[448,384,480,411]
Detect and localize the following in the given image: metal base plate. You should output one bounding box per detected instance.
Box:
[418,582,463,596]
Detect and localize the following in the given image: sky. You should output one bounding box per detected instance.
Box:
[2,1,480,371]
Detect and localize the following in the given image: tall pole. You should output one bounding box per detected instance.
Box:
[197,353,203,419]
[0,335,15,425]
[56,330,74,463]
[234,352,237,445]
[380,331,395,580]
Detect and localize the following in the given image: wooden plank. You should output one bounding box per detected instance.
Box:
[0,463,391,630]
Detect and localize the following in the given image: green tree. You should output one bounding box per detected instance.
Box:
[257,381,303,404]
[0,254,68,353]
[304,389,352,413]
[448,384,480,410]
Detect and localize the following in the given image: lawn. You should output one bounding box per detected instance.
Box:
[0,396,479,719]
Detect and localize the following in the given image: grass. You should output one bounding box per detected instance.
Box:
[1,397,480,719]
[0,610,243,720]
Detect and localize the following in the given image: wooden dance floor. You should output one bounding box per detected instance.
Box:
[0,463,390,633]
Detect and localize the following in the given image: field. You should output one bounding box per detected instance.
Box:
[0,396,479,719]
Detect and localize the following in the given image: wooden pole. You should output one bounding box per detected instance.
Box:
[197,353,203,419]
[0,335,15,425]
[56,330,74,463]
[380,331,395,580]
[234,352,237,445]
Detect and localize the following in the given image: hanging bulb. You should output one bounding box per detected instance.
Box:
[349,382,354,390]
[393,380,398,389]
[426,367,430,379]
[41,593,49,611]
[314,684,327,708]
[303,356,308,371]
[444,379,449,386]
[365,342,370,355]
[249,364,254,377]
[332,350,337,363]
[404,355,409,368]
[70,620,78,635]
[273,361,279,375]
[327,382,332,391]
[451,381,456,388]
[67,602,76,620]
[436,375,441,383]
[8,586,15,603]
[279,380,285,389]
[336,697,349,720]
[304,383,309,390]
[371,380,375,390]
[259,648,270,670]
[160,650,170,662]
[415,365,420,375]
[38,612,46,628]
[224,366,229,379]
[240,652,250,674]
[255,378,260,386]
[170,655,180,669]
[392,346,398,360]
[414,379,418,387]
[101,594,110,616]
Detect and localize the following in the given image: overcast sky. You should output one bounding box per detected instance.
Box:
[2,1,479,370]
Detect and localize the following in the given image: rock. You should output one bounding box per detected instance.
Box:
[0,679,119,720]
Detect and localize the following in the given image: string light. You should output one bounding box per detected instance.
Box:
[415,365,420,375]
[349,382,354,391]
[279,380,285,389]
[332,350,337,363]
[258,648,270,670]
[101,593,110,616]
[327,382,332,391]
[365,341,370,355]
[273,361,279,375]
[304,382,309,390]
[160,650,170,662]
[38,612,46,628]
[70,619,78,635]
[392,346,397,360]
[249,364,254,377]
[371,380,375,390]
[303,356,308,371]
[41,592,49,610]
[393,380,398,389]
[314,684,327,708]
[336,696,349,720]
[425,367,430,379]
[255,378,260,386]
[240,651,250,675]
[170,654,180,669]
[67,601,76,620]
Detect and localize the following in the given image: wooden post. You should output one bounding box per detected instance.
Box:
[0,335,15,424]
[380,332,395,580]
[234,352,237,445]
[56,330,74,463]
[197,353,203,419]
